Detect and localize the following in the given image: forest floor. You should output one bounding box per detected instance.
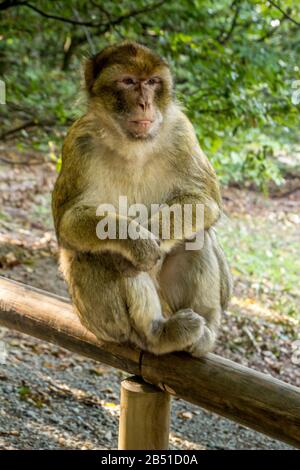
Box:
[0,145,299,450]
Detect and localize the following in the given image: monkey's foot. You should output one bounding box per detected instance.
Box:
[148,308,204,355]
[186,323,217,358]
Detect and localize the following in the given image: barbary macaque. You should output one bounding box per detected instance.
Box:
[52,41,232,357]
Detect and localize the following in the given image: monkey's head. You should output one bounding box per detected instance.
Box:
[85,42,173,140]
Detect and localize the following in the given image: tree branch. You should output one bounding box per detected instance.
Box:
[1,0,165,29]
[0,118,67,140]
[218,0,241,44]
[0,120,36,139]
[267,0,300,27]
[0,0,24,10]
[198,107,231,114]
[97,0,165,32]
[257,14,287,42]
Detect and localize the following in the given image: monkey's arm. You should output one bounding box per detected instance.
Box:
[148,193,219,252]
[154,112,222,238]
[52,123,161,271]
[148,154,222,248]
[166,192,220,232]
[54,199,161,271]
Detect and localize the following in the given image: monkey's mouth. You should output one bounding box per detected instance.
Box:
[130,120,153,130]
[127,119,154,138]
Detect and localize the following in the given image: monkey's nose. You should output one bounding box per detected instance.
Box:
[138,101,146,111]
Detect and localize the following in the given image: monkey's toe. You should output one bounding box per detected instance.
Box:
[187,324,217,358]
[171,309,205,346]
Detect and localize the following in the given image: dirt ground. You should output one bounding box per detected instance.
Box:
[0,148,299,449]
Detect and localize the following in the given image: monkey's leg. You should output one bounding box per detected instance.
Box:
[158,230,232,357]
[124,272,204,355]
[67,252,203,354]
[66,253,134,344]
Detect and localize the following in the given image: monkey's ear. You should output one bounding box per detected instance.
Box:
[84,57,97,94]
[84,49,112,94]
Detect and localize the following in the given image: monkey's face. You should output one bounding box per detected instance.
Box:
[85,42,173,140]
[112,74,164,139]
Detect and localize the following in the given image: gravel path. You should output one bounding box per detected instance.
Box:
[0,326,292,450]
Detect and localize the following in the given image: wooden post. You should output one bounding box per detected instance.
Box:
[118,375,171,450]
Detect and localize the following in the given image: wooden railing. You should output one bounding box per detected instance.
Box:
[0,276,299,449]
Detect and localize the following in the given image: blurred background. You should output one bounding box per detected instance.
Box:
[0,0,299,450]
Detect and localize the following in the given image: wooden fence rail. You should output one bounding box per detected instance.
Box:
[0,276,299,449]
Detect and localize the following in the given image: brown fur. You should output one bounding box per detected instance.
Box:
[52,42,232,357]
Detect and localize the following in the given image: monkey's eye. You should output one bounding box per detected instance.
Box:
[147,77,160,86]
[121,77,135,86]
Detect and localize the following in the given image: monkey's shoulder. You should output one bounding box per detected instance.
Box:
[173,110,216,172]
[62,116,102,164]
[52,119,93,207]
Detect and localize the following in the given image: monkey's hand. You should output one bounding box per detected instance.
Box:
[128,226,161,272]
[147,195,220,254]
[58,205,161,271]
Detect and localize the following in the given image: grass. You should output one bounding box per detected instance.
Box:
[218,214,300,319]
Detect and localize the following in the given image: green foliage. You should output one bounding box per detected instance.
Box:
[211,132,284,191]
[18,385,31,399]
[1,0,300,187]
[218,215,300,318]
